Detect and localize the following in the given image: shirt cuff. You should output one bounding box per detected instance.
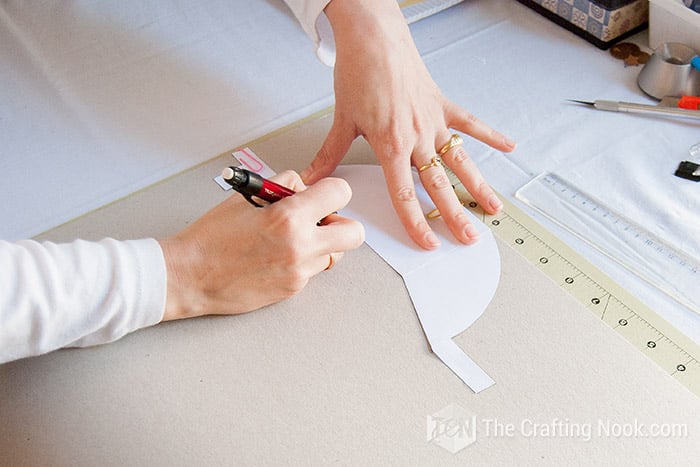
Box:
[315,11,336,66]
[285,0,336,66]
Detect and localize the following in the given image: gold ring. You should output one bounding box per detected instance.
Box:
[324,254,335,271]
[417,156,442,173]
[426,208,442,219]
[425,200,465,220]
[438,134,463,156]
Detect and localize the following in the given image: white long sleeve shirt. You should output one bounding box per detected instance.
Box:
[0,0,334,364]
[0,239,167,363]
[284,0,336,65]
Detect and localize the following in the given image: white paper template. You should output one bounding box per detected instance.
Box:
[335,165,500,392]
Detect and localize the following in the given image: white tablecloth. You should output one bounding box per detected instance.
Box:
[2,0,698,340]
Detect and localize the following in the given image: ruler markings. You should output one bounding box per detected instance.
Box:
[515,173,700,315]
[449,169,700,396]
[224,110,700,396]
[217,105,699,394]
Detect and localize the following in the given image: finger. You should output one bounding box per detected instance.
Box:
[284,177,354,224]
[269,170,307,192]
[316,214,365,253]
[311,251,344,276]
[309,215,365,276]
[417,148,480,245]
[444,100,516,153]
[441,142,503,215]
[419,132,480,244]
[382,156,441,250]
[301,120,357,184]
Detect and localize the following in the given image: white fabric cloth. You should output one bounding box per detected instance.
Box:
[4,0,696,362]
[0,0,334,241]
[0,238,166,363]
[0,0,329,363]
[284,0,336,65]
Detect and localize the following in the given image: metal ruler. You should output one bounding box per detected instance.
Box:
[446,169,700,397]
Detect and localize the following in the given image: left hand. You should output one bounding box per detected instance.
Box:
[301,0,516,250]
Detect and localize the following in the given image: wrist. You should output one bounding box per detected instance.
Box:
[324,0,408,48]
[159,236,205,322]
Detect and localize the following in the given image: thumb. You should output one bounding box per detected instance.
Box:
[268,170,307,192]
[301,120,356,184]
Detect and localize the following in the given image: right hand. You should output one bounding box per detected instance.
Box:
[159,171,365,321]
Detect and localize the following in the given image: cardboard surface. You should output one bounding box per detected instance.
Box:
[1,114,698,466]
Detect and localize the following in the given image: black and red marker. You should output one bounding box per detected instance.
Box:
[221,166,295,207]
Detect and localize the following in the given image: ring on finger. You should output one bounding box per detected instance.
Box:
[426,201,465,220]
[417,156,443,173]
[438,134,463,157]
[324,254,335,271]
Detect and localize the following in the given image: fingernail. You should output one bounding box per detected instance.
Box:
[425,231,441,248]
[504,136,517,149]
[465,224,480,243]
[488,194,503,213]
